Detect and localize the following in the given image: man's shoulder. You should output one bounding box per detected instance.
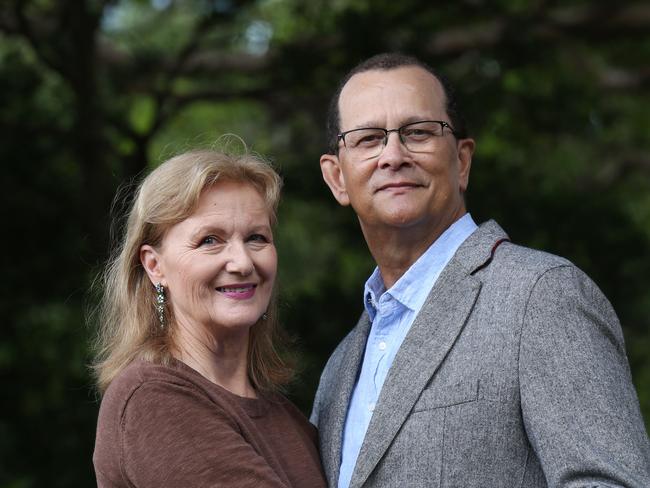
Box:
[496,241,572,272]
[471,220,575,276]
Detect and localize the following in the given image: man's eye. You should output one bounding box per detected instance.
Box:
[355,134,384,146]
[403,129,433,139]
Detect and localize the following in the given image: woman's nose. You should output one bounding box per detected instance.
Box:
[224,242,254,276]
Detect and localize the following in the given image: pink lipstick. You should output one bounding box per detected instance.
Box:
[216,283,257,300]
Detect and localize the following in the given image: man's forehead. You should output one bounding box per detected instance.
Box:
[338,66,447,124]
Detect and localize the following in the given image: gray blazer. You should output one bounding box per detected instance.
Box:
[311,221,650,488]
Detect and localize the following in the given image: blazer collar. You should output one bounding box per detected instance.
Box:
[454,220,510,276]
[349,220,510,488]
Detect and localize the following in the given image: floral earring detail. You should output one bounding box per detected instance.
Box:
[155,282,165,328]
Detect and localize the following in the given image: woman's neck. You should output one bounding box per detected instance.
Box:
[172,318,256,398]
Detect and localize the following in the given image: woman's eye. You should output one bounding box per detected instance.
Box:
[248,234,269,243]
[200,236,218,246]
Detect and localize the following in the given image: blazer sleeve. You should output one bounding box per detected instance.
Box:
[118,381,290,488]
[519,264,650,487]
[310,378,322,426]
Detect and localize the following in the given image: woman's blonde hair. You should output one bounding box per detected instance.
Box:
[91,148,291,394]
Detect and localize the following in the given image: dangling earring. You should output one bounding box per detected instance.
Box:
[262,312,268,321]
[155,282,165,328]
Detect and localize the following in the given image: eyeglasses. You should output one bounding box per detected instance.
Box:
[337,120,456,160]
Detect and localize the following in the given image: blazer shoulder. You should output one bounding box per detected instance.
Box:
[490,241,575,278]
[469,222,606,299]
[469,239,594,306]
[463,220,574,280]
[487,242,619,333]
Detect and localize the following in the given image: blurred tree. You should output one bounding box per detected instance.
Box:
[1,0,649,485]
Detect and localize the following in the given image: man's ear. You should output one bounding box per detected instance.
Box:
[457,138,475,193]
[140,244,165,286]
[320,153,350,206]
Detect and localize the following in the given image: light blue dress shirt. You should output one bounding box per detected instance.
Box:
[337,214,478,488]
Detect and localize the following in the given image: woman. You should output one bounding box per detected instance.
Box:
[92,148,326,487]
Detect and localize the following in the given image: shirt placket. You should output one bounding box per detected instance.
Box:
[369,295,400,411]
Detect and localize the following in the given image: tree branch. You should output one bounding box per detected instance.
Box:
[9,0,63,74]
[147,0,258,136]
[598,67,650,90]
[425,2,650,55]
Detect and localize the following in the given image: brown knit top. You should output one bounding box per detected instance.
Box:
[93,359,326,487]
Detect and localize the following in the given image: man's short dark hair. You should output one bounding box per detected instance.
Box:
[326,52,468,154]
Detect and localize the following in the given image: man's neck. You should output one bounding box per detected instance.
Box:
[361,212,465,289]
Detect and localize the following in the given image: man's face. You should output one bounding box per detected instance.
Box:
[320,66,474,238]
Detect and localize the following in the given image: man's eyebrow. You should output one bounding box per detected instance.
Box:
[348,115,435,130]
[400,115,434,125]
[347,121,382,130]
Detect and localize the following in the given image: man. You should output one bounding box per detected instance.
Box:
[311,52,650,488]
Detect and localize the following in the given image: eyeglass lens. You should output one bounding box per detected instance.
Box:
[342,121,446,159]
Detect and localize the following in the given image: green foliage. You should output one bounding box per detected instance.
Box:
[2,0,649,485]
[149,100,272,163]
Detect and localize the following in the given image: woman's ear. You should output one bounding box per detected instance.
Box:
[140,244,165,286]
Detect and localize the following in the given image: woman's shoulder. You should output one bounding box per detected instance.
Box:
[99,359,214,420]
[94,359,201,485]
[104,359,184,396]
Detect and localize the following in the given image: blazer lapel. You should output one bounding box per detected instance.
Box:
[349,220,509,488]
[320,313,372,484]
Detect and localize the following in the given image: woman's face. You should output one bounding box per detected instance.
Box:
[142,180,277,338]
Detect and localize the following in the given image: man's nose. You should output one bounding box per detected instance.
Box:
[225,242,254,276]
[377,130,410,169]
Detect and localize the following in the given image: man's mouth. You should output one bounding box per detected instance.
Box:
[376,181,421,192]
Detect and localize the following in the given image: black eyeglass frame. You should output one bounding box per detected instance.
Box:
[336,120,457,150]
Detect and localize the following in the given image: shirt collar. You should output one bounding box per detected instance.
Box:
[364,213,478,319]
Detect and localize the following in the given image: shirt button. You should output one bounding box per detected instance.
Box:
[378,341,387,351]
[368,403,375,412]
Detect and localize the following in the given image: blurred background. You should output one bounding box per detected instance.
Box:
[1,0,649,485]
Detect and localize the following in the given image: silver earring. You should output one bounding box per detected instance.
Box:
[262,312,268,321]
[155,282,165,328]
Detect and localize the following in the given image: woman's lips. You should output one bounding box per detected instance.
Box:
[216,284,257,300]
